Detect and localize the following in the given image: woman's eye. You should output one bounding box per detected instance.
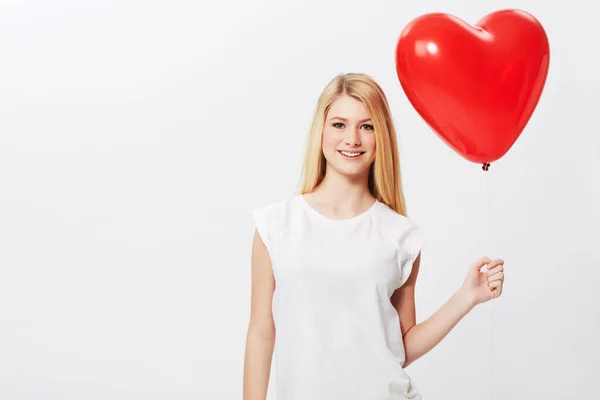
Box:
[332,122,373,130]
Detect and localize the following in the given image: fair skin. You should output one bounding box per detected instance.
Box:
[243,94,505,398]
[243,229,276,400]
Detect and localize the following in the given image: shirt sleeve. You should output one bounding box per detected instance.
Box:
[252,204,275,258]
[397,223,424,287]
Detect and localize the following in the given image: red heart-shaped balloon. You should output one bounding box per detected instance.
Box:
[395,9,550,167]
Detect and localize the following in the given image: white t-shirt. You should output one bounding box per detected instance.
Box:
[252,194,424,400]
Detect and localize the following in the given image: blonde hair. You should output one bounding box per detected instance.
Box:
[298,73,408,216]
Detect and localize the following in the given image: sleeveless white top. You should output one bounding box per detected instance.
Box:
[252,195,424,400]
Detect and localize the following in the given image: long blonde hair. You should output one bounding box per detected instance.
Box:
[298,73,409,216]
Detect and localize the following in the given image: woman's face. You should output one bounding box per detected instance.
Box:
[322,94,377,178]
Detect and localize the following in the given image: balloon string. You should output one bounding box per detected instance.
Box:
[482,167,495,400]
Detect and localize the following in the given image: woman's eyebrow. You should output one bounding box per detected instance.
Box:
[329,116,372,122]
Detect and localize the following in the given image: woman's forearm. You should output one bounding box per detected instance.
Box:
[243,327,275,400]
[402,288,475,368]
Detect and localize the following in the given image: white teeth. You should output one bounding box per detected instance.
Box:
[340,151,363,157]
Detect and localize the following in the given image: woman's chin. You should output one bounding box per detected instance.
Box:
[329,163,371,178]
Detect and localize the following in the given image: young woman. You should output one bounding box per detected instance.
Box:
[243,73,505,400]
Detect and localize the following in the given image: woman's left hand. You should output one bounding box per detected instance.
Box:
[461,256,505,307]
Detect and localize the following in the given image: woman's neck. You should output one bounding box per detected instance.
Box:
[308,167,374,209]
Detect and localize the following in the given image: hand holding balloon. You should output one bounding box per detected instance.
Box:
[461,257,505,306]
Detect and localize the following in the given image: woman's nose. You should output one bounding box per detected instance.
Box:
[345,128,361,146]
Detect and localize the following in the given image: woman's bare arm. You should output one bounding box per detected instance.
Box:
[243,229,276,400]
[392,253,478,368]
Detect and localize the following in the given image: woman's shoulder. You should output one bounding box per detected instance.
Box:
[377,201,419,229]
[251,195,301,255]
[376,202,424,270]
[376,201,423,244]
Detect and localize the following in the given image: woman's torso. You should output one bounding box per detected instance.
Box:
[253,195,423,400]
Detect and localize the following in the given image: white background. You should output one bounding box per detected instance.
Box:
[0,0,598,399]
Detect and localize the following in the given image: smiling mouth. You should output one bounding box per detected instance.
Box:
[338,150,365,158]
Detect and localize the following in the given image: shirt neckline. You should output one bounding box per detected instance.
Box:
[298,194,381,223]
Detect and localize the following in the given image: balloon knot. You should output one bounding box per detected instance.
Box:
[482,162,491,171]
